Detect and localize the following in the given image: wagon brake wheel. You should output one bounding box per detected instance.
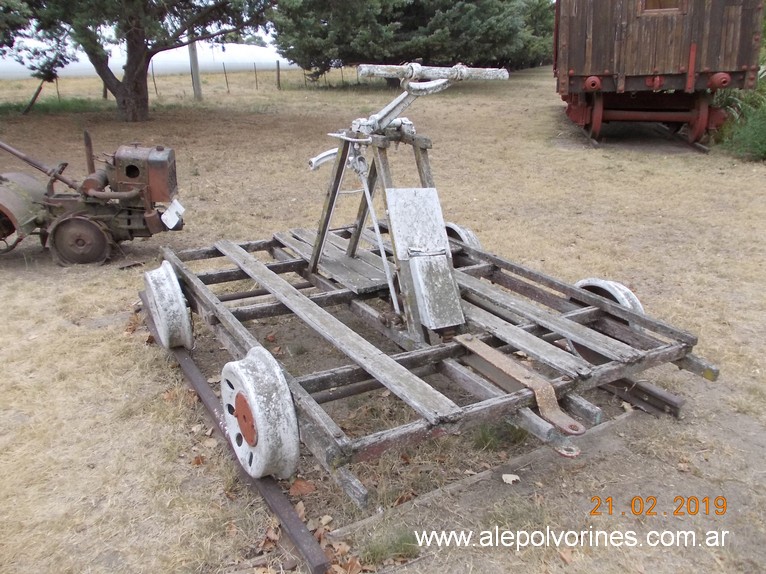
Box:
[445,222,482,249]
[687,96,709,143]
[587,92,604,140]
[48,213,113,266]
[143,260,194,349]
[568,278,644,365]
[221,347,300,480]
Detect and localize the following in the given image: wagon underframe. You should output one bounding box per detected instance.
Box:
[157,223,715,507]
[140,66,718,572]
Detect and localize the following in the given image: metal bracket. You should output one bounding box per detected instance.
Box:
[454,334,586,436]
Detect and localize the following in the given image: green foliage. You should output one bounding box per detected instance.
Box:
[0,0,30,50]
[724,104,766,161]
[8,1,274,121]
[270,0,555,77]
[715,67,766,161]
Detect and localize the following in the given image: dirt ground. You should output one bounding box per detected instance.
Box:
[0,67,765,574]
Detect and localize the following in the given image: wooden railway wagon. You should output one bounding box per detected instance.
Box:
[554,0,764,141]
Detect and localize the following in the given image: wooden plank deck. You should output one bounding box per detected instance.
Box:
[274,230,386,294]
[216,240,463,425]
[456,271,642,363]
[462,300,593,379]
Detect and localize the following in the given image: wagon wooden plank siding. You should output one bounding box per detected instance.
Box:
[554,0,764,141]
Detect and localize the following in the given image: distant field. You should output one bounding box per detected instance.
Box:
[0,67,374,106]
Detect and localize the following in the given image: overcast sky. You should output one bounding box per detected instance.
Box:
[0,42,296,79]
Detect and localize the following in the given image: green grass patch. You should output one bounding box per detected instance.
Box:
[724,104,766,161]
[472,422,528,452]
[358,529,419,564]
[0,97,115,116]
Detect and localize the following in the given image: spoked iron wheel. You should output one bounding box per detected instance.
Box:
[221,347,300,479]
[48,214,113,265]
[586,92,604,140]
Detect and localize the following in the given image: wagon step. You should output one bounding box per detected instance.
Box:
[454,333,586,436]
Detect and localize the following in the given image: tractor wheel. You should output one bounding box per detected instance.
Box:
[143,261,193,349]
[221,347,300,479]
[48,213,112,265]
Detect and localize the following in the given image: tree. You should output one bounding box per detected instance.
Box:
[0,0,31,50]
[269,0,555,78]
[269,0,402,79]
[13,1,273,121]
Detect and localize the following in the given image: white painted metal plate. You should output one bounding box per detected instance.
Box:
[161,199,185,230]
[384,187,451,261]
[385,187,463,329]
[411,254,465,329]
[221,347,300,479]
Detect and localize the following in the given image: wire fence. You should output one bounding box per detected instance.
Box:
[0,62,392,108]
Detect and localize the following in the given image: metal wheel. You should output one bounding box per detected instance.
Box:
[0,213,21,254]
[587,92,604,139]
[569,278,644,364]
[48,213,112,265]
[143,260,193,349]
[445,222,482,249]
[221,347,300,479]
[687,95,709,143]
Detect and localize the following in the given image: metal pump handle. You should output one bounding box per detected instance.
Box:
[358,63,509,82]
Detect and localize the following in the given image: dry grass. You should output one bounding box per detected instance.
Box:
[1,67,766,573]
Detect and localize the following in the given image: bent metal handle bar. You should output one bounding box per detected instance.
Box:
[358,62,509,82]
[309,63,508,168]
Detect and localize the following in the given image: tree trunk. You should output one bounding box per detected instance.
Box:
[21,80,46,115]
[115,63,151,122]
[77,23,152,122]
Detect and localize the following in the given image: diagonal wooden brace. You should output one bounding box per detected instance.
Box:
[454,334,586,436]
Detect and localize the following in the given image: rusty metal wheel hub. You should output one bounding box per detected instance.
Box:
[234,392,258,446]
[49,214,112,265]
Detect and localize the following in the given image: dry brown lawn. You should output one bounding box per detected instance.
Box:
[0,67,765,574]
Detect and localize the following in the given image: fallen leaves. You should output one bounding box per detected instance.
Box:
[559,548,574,565]
[501,473,520,485]
[288,478,317,496]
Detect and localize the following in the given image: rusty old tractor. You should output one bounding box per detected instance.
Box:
[0,134,184,265]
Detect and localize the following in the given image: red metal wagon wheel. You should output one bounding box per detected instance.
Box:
[587,92,604,139]
[687,96,709,143]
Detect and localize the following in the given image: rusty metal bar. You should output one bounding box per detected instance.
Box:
[0,138,79,190]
